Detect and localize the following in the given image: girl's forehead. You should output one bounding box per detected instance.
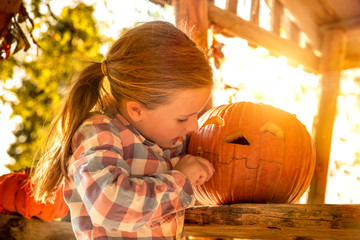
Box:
[164,87,212,114]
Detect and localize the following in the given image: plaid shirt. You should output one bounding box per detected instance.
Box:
[64,108,196,239]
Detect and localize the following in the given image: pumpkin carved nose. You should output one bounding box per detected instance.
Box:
[223,130,250,145]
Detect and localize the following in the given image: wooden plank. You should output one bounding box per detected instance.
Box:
[208,5,319,73]
[226,0,238,15]
[271,0,283,35]
[307,29,347,204]
[276,0,322,52]
[184,204,360,239]
[0,214,75,240]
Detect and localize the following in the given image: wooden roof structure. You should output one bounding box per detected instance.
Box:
[152,0,360,71]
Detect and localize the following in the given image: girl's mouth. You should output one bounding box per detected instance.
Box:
[172,136,181,143]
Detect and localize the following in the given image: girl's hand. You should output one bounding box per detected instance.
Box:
[174,154,215,185]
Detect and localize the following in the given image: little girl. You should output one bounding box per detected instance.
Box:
[31,21,214,239]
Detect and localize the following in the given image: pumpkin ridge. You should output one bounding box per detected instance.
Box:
[286,119,307,202]
[252,104,264,202]
[289,122,307,202]
[289,123,314,203]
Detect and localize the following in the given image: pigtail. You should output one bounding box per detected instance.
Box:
[31,62,105,203]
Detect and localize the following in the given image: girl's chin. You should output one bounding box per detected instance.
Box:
[158,138,179,148]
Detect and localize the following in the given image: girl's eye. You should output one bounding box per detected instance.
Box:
[178,118,188,123]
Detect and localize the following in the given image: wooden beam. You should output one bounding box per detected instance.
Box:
[208,6,319,73]
[344,54,360,69]
[184,204,360,239]
[276,0,322,52]
[173,0,208,51]
[320,16,360,33]
[307,29,347,204]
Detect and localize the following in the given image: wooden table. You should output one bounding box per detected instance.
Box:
[1,204,359,239]
[184,203,360,239]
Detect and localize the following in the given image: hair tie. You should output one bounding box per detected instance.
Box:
[101,59,109,77]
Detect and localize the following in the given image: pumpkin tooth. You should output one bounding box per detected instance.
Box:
[200,116,224,129]
[260,122,285,140]
[196,146,204,156]
[223,130,250,145]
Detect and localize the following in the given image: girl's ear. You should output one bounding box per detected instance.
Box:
[126,101,144,122]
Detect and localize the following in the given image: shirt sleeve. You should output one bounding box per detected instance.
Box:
[67,118,195,232]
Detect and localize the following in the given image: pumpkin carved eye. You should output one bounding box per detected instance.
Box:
[260,122,285,140]
[223,130,250,145]
[200,116,224,128]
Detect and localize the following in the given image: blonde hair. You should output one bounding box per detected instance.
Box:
[31,21,213,202]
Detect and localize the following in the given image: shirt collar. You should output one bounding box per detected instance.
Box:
[107,106,155,147]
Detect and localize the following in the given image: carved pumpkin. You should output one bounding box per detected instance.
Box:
[0,171,68,221]
[188,102,315,205]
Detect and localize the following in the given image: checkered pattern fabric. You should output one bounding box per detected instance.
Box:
[64,108,195,239]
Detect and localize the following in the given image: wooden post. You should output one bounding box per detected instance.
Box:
[172,0,208,51]
[307,29,347,204]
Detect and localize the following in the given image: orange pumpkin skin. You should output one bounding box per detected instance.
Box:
[0,172,69,221]
[188,102,316,205]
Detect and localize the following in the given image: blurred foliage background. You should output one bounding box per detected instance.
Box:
[0,0,168,171]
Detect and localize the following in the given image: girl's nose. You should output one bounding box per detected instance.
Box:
[186,115,199,133]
